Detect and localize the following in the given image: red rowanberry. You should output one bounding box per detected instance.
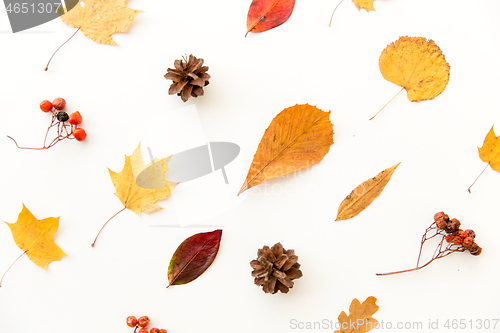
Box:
[452,236,463,245]
[436,218,447,229]
[40,100,53,112]
[463,237,474,249]
[138,328,149,333]
[138,316,150,328]
[52,97,66,110]
[434,211,445,222]
[150,328,160,333]
[159,329,167,333]
[445,234,454,243]
[73,128,86,141]
[126,316,138,328]
[69,111,82,125]
[466,229,476,239]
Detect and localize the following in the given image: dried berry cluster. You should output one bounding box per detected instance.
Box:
[7,97,86,150]
[434,211,482,256]
[126,315,167,333]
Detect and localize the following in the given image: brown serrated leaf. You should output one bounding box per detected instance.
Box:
[238,104,334,195]
[334,297,379,333]
[336,163,400,221]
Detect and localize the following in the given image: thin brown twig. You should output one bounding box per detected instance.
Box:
[328,0,345,27]
[468,163,489,193]
[45,27,81,71]
[0,250,28,287]
[91,207,127,247]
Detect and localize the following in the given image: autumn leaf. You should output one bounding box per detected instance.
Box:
[1,205,66,286]
[238,104,334,195]
[371,36,450,119]
[246,0,295,36]
[353,0,375,11]
[167,230,222,287]
[336,163,400,221]
[334,297,379,333]
[92,143,176,246]
[60,0,142,45]
[469,126,500,192]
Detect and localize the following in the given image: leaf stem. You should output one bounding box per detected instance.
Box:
[369,87,404,121]
[91,207,126,247]
[468,163,489,193]
[328,0,345,27]
[44,27,81,71]
[0,250,28,287]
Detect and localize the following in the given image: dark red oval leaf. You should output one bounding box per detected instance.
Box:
[167,229,222,287]
[246,0,295,36]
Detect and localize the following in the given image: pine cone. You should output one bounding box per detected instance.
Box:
[250,242,303,294]
[164,54,210,102]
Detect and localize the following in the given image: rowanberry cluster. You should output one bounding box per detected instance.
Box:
[7,97,86,150]
[434,212,482,256]
[126,315,167,333]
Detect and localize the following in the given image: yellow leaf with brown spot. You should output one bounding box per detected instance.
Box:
[5,204,66,270]
[353,0,375,12]
[334,297,379,333]
[238,104,333,195]
[109,143,176,215]
[60,0,142,45]
[379,36,450,102]
[336,163,400,221]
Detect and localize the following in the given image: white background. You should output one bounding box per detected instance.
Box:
[1,0,500,332]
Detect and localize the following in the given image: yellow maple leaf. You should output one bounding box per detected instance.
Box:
[334,297,379,333]
[379,36,450,102]
[109,143,176,215]
[61,0,142,45]
[5,204,66,270]
[353,0,375,12]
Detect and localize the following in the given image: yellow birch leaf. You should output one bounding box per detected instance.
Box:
[238,104,334,195]
[334,297,379,333]
[336,163,400,221]
[353,0,375,12]
[379,36,450,102]
[61,0,142,45]
[109,143,176,215]
[5,204,66,269]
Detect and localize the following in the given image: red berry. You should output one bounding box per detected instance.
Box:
[69,111,82,125]
[150,328,160,333]
[452,236,463,245]
[138,316,150,328]
[126,316,138,328]
[466,229,476,239]
[463,237,474,249]
[445,234,454,243]
[159,330,167,333]
[433,211,445,222]
[458,229,467,238]
[40,100,53,112]
[470,245,482,256]
[138,328,149,333]
[73,128,86,141]
[52,97,66,110]
[436,218,447,229]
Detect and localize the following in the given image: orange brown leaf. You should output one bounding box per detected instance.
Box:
[379,36,450,102]
[334,297,379,333]
[238,104,333,195]
[336,163,400,221]
[60,0,142,45]
[5,204,66,269]
[246,0,295,36]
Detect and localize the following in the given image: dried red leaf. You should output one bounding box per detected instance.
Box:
[246,0,295,36]
[167,230,222,287]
